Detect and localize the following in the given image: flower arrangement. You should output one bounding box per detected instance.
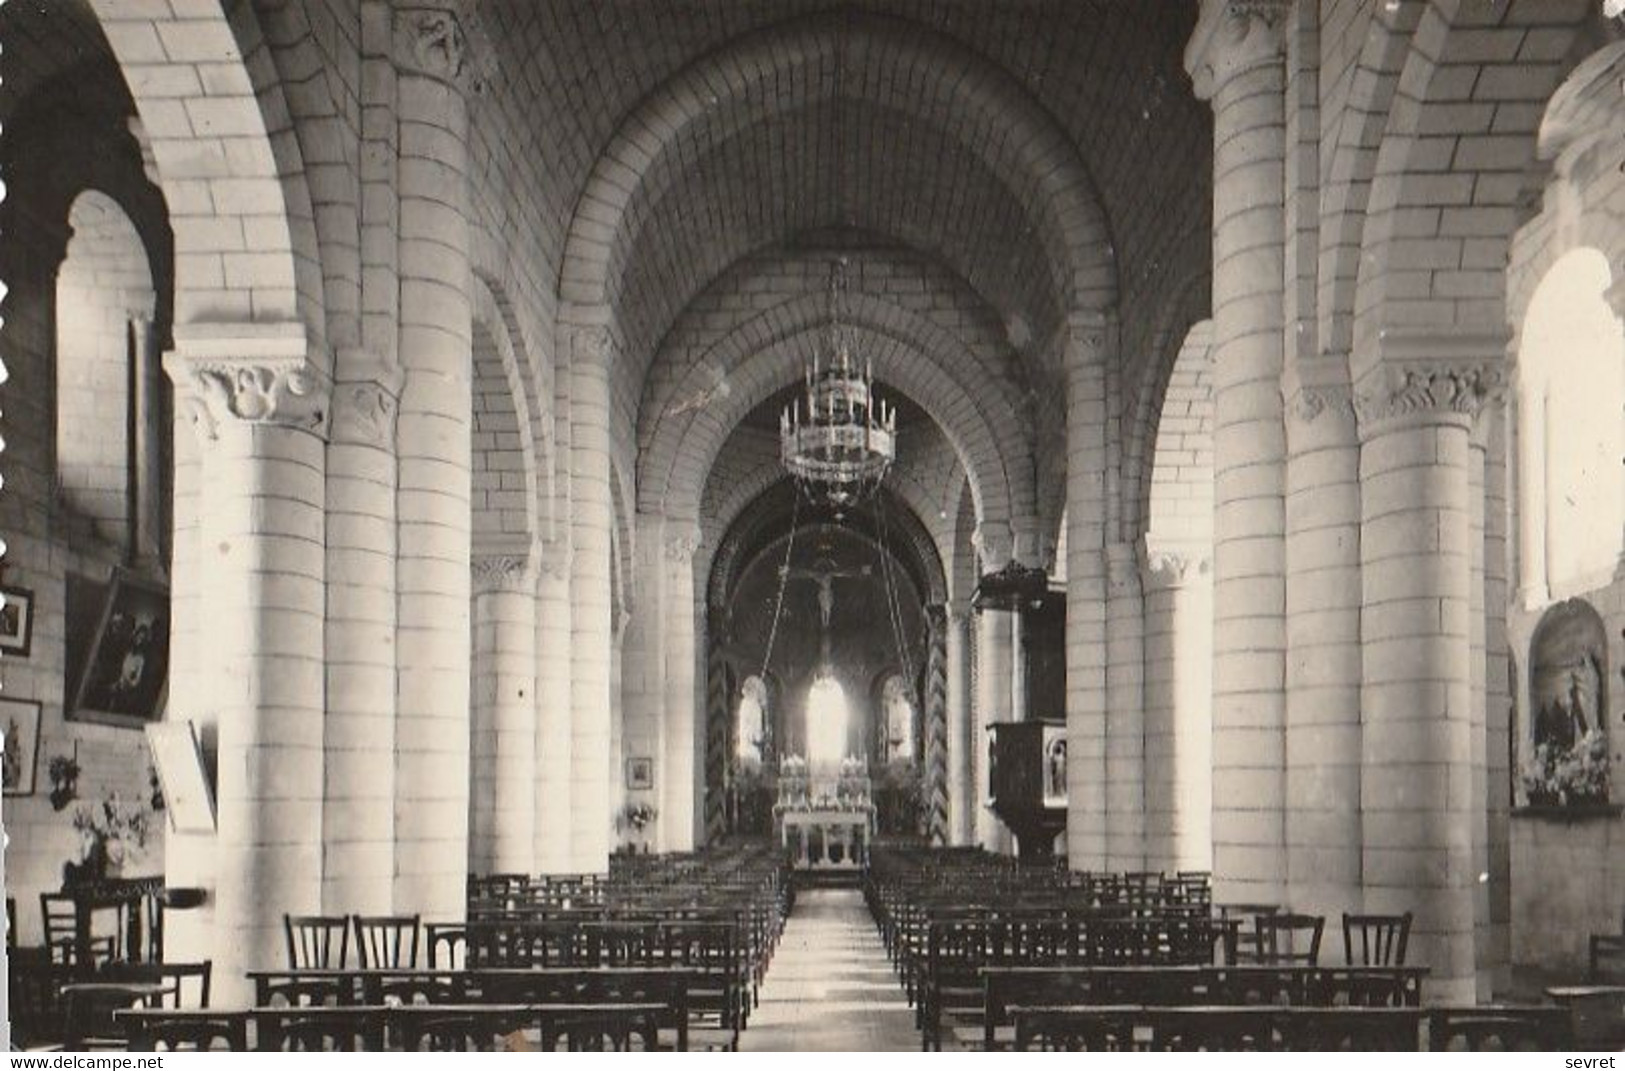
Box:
[69,792,153,881]
[1522,729,1612,806]
[618,802,657,832]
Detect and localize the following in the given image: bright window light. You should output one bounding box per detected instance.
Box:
[806,674,850,765]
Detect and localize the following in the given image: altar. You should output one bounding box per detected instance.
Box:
[774,756,874,872]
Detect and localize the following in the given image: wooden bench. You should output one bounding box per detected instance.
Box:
[119,1001,671,1051]
[981,965,1427,1049]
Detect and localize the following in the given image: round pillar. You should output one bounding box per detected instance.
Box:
[1186,0,1291,903]
[534,548,574,873]
[470,555,537,876]
[567,325,615,873]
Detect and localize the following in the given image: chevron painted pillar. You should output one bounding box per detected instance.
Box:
[921,604,950,844]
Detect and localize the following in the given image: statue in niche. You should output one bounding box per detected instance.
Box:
[882,676,915,763]
[1525,599,1611,805]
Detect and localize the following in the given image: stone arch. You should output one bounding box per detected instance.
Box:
[470,275,552,546]
[469,285,540,558]
[640,297,1030,532]
[87,0,325,346]
[1316,0,1422,361]
[55,191,158,552]
[1138,320,1216,552]
[1353,0,1591,373]
[1123,275,1213,542]
[558,11,1117,322]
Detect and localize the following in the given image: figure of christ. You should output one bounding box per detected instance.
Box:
[780,559,874,663]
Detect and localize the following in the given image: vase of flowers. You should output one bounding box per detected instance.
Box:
[66,793,152,885]
[1522,729,1612,807]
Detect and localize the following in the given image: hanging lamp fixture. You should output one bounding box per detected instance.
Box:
[779,262,896,514]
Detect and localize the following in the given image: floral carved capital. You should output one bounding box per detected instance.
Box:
[166,327,330,442]
[472,554,533,594]
[571,324,613,369]
[1354,362,1507,432]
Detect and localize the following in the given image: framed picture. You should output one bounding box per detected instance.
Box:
[626,756,654,791]
[1,698,42,796]
[0,586,34,657]
[68,568,170,729]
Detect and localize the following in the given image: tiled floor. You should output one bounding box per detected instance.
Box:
[739,887,920,1052]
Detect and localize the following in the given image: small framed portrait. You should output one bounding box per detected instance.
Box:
[0,586,35,657]
[1,698,43,796]
[626,756,654,791]
[69,568,170,729]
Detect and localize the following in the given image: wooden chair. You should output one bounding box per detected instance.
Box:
[352,913,421,969]
[40,893,115,966]
[1343,911,1412,966]
[119,1009,248,1052]
[1218,903,1278,964]
[1251,913,1324,966]
[284,914,350,969]
[103,961,212,1009]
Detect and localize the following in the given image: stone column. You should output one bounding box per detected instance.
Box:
[1141,544,1213,872]
[1468,430,1492,1000]
[1355,342,1503,1004]
[1105,542,1146,871]
[323,351,403,912]
[469,554,536,876]
[130,314,165,566]
[166,325,329,1004]
[567,324,614,873]
[1065,315,1111,869]
[1186,0,1290,903]
[392,2,480,918]
[945,605,974,846]
[662,523,702,852]
[1283,383,1363,919]
[705,632,734,840]
[1516,383,1548,606]
[1482,403,1513,994]
[534,546,574,872]
[973,601,1014,854]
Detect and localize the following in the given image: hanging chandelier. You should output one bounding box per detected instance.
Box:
[779,264,896,513]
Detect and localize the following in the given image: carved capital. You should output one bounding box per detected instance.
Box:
[1068,310,1116,356]
[329,347,405,449]
[472,554,533,593]
[1355,329,1510,436]
[536,540,575,583]
[971,521,1014,572]
[166,324,329,442]
[1284,383,1356,427]
[393,5,489,91]
[1105,542,1141,595]
[664,522,703,564]
[570,324,613,369]
[1140,539,1212,591]
[1185,0,1289,101]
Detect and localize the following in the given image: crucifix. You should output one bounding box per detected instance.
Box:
[780,557,874,663]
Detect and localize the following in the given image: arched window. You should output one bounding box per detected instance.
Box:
[805,674,850,766]
[55,190,158,555]
[736,675,768,766]
[1519,249,1625,598]
[880,674,916,763]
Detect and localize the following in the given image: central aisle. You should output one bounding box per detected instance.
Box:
[740,886,919,1051]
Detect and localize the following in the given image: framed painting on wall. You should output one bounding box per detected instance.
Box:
[0,586,34,657]
[68,568,170,729]
[627,757,654,791]
[1,698,42,796]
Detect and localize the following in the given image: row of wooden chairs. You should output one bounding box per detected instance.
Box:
[285,914,421,970]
